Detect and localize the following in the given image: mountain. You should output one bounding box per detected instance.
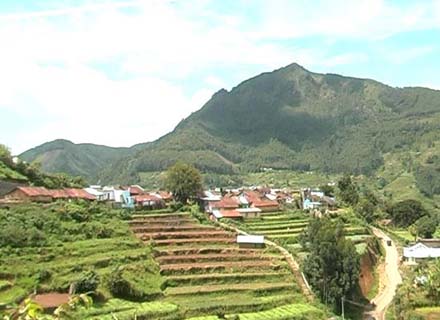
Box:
[100,63,440,184]
[19,139,147,182]
[22,63,440,188]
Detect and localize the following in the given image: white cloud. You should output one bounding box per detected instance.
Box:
[0,0,439,154]
[253,0,440,40]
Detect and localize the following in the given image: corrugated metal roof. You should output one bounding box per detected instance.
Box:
[237,235,264,244]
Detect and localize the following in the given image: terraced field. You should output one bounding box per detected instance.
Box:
[129,211,324,319]
[234,211,373,256]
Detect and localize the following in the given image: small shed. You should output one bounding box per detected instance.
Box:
[237,235,265,248]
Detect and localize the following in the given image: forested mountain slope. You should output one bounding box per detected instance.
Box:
[100,63,440,183]
[22,63,440,186]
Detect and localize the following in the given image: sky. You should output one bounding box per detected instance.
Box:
[1,0,440,154]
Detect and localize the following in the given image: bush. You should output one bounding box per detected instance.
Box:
[75,271,100,293]
[388,199,428,227]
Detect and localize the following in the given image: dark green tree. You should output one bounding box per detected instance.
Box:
[164,162,203,204]
[302,217,360,309]
[416,215,438,239]
[320,184,335,197]
[388,199,428,227]
[337,174,359,206]
[357,189,380,223]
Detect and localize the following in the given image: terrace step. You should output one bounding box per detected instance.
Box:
[165,281,295,296]
[129,218,196,225]
[137,230,234,241]
[131,225,217,233]
[131,212,190,219]
[165,271,292,286]
[160,260,283,275]
[154,247,263,256]
[247,222,311,231]
[255,228,305,236]
[150,237,237,246]
[156,252,276,264]
[175,293,299,317]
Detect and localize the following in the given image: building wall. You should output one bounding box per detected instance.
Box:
[4,190,52,202]
[258,205,279,212]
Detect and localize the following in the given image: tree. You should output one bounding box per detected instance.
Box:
[0,143,13,167]
[388,199,428,227]
[75,271,99,294]
[302,217,360,309]
[164,162,203,204]
[356,189,380,223]
[337,174,359,206]
[416,215,438,239]
[320,184,335,197]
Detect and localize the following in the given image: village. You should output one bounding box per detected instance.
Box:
[1,182,438,266]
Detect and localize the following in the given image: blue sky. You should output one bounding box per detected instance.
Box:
[1,0,440,154]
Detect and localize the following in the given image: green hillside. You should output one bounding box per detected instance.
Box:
[20,139,147,182]
[99,63,440,185]
[21,63,440,191]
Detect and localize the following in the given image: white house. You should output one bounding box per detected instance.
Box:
[403,242,440,264]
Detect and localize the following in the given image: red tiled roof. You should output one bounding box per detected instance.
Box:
[33,293,70,309]
[252,201,279,208]
[17,187,52,197]
[64,188,96,200]
[211,196,239,209]
[48,189,69,199]
[219,209,242,218]
[134,194,162,203]
[157,191,173,200]
[129,185,144,195]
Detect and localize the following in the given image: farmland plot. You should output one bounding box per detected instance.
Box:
[130,210,318,318]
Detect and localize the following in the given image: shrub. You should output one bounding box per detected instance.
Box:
[75,271,100,293]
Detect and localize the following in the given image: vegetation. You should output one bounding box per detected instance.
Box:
[164,162,203,204]
[387,199,428,228]
[0,202,163,310]
[19,139,143,182]
[301,217,360,311]
[393,260,440,319]
[0,143,85,189]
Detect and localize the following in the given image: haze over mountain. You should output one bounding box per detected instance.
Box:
[20,63,440,187]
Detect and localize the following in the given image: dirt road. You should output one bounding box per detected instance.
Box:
[364,227,402,320]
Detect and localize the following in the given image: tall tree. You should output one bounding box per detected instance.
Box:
[388,199,428,227]
[164,162,203,204]
[337,174,359,206]
[302,217,360,309]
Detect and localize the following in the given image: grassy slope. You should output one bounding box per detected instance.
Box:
[0,204,330,320]
[0,161,27,181]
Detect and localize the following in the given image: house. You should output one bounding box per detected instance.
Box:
[211,208,243,219]
[155,191,173,204]
[128,185,144,196]
[0,180,27,198]
[403,242,440,264]
[236,235,265,248]
[237,207,262,218]
[84,187,106,201]
[303,198,321,210]
[3,186,53,203]
[242,190,279,212]
[134,194,165,209]
[64,188,96,201]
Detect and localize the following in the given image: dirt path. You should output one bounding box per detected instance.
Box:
[364,227,402,320]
